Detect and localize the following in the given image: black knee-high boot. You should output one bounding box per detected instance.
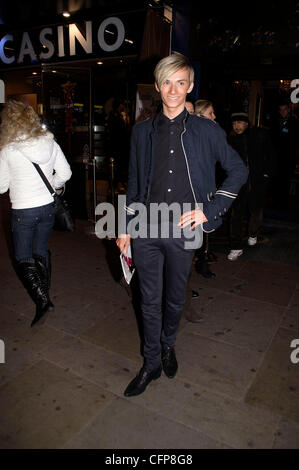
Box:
[16,258,51,327]
[33,252,54,310]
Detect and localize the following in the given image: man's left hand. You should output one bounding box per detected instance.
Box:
[178,208,208,230]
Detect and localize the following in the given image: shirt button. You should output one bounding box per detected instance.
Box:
[170,149,174,154]
[169,170,173,174]
[168,188,171,192]
[170,131,174,135]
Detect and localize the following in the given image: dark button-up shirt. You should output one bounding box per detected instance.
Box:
[148,109,195,223]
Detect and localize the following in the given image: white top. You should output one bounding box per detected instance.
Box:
[0,132,72,209]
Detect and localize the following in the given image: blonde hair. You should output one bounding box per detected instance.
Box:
[194,99,213,116]
[154,52,194,89]
[0,100,47,150]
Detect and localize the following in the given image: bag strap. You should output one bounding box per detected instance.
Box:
[32,163,56,197]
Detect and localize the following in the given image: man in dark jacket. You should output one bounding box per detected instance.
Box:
[227,112,276,260]
[271,102,298,208]
[116,53,248,397]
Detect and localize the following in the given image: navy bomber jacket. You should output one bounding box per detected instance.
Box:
[123,111,248,233]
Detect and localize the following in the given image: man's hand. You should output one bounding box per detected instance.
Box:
[116,234,131,254]
[178,208,208,230]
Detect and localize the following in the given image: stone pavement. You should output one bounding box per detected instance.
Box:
[1,195,299,449]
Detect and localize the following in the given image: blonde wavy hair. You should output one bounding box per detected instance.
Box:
[0,100,47,150]
[194,99,213,116]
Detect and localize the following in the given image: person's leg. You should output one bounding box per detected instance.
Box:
[132,235,165,372]
[32,203,54,267]
[184,270,203,323]
[124,234,164,397]
[162,235,195,349]
[32,203,55,310]
[248,207,263,238]
[11,208,35,262]
[195,233,215,278]
[229,194,247,250]
[11,206,52,326]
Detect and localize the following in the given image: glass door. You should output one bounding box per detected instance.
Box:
[41,65,92,220]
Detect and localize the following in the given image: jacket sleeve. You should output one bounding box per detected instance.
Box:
[202,125,248,232]
[0,151,10,194]
[123,125,139,233]
[52,142,72,189]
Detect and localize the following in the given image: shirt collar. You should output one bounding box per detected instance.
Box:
[159,108,187,125]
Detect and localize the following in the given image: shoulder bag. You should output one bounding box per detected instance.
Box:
[32,163,75,232]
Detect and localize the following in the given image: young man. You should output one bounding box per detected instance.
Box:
[117,53,248,397]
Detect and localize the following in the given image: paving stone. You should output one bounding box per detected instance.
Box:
[131,376,279,449]
[0,338,41,388]
[41,334,139,396]
[192,271,245,295]
[80,305,142,362]
[281,290,299,331]
[64,397,228,449]
[184,292,285,353]
[39,287,124,336]
[0,360,115,449]
[0,282,34,314]
[175,330,262,400]
[245,327,299,424]
[273,419,299,449]
[0,313,65,355]
[233,277,295,306]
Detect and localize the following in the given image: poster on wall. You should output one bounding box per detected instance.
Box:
[135,84,161,123]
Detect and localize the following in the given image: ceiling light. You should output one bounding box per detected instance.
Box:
[62,12,70,17]
[97,61,103,65]
[32,72,37,75]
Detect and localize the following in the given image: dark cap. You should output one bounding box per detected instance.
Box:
[231,112,249,123]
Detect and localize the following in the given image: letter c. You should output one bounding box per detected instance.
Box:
[0,35,15,64]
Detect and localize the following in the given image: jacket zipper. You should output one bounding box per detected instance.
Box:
[181,116,199,209]
[145,132,154,204]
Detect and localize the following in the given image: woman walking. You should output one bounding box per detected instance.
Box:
[0,100,72,326]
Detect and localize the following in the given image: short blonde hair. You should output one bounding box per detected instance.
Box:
[154,52,194,89]
[0,100,47,150]
[194,99,213,116]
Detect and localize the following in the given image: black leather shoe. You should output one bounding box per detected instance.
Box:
[162,346,178,378]
[124,365,162,397]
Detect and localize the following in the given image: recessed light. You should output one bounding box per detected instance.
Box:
[97,61,103,65]
[52,70,57,73]
[32,72,37,75]
[62,12,70,17]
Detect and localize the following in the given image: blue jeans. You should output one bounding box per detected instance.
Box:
[11,203,54,267]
